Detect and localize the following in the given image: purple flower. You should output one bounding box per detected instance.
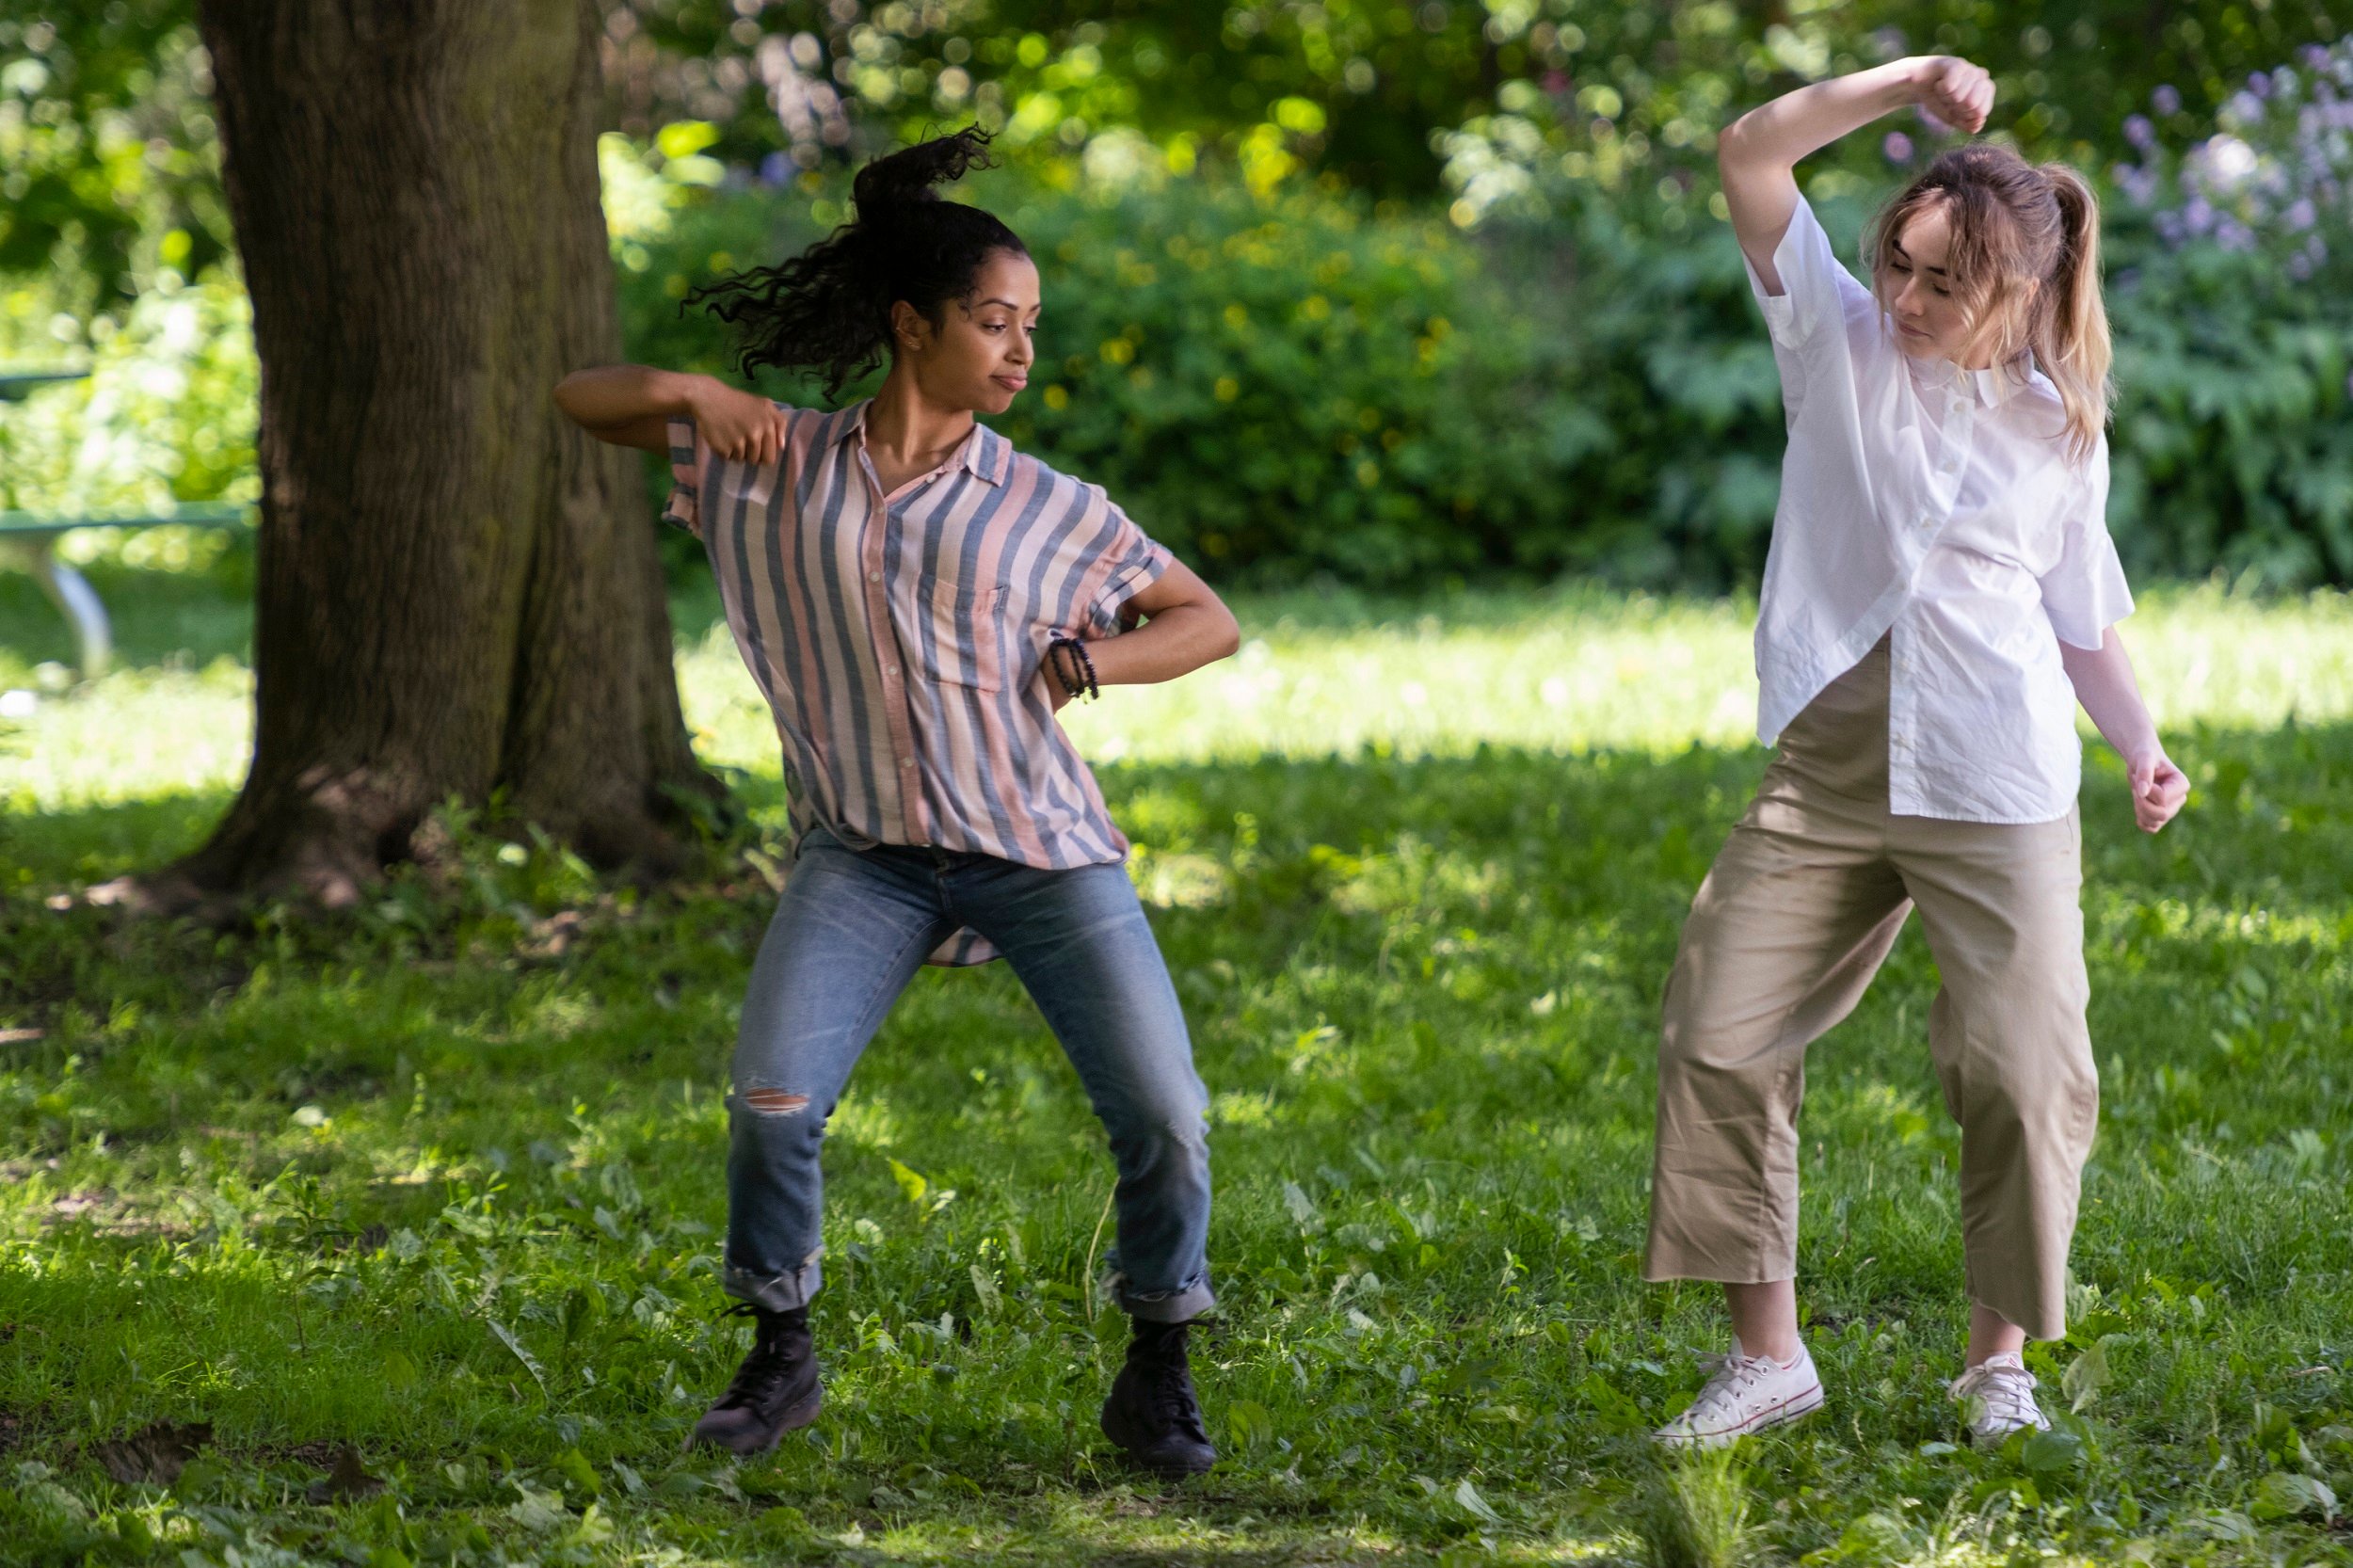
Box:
[2304,45,2330,71]
[2285,198,2317,231]
[2248,71,2272,99]
[1882,131,1913,163]
[2288,253,2313,280]
[2125,113,2156,150]
[2153,84,2183,115]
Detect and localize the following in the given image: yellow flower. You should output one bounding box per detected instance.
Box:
[1044,385,1070,410]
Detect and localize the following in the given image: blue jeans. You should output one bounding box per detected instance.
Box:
[724,827,1214,1322]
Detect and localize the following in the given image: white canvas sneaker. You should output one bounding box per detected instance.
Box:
[1949,1352,2050,1444]
[1654,1341,1826,1449]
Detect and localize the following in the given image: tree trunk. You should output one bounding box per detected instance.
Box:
[166,0,718,907]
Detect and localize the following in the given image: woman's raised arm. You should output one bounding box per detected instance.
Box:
[554,365,792,463]
[1718,57,1992,292]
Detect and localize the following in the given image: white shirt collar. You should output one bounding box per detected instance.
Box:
[1909,352,2031,408]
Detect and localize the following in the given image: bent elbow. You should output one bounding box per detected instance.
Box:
[1211,607,1242,663]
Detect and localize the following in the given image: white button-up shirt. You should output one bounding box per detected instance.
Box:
[1746,195,2135,824]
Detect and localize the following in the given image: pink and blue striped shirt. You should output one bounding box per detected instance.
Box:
[664,400,1171,964]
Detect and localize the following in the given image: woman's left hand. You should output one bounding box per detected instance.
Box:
[2127,749,2188,833]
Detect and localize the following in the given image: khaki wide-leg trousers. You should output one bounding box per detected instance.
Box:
[1643,639,2097,1341]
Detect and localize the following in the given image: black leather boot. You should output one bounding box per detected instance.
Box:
[689,1304,821,1454]
[1099,1317,1217,1477]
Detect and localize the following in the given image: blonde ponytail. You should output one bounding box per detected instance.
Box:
[2038,163,2112,461]
[1869,147,2115,465]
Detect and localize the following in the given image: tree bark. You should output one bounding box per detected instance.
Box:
[167,0,718,907]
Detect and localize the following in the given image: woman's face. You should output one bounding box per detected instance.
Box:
[1880,200,1982,365]
[898,248,1041,415]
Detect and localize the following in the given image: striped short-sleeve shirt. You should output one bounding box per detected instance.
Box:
[664,399,1171,965]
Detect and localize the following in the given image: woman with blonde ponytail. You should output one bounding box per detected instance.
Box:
[1640,59,2188,1451]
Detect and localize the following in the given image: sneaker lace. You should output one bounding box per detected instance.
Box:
[1950,1359,2040,1427]
[1689,1351,1780,1416]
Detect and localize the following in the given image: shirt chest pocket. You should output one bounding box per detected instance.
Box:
[919,581,1008,693]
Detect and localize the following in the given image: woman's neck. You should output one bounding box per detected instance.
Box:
[863,367,974,467]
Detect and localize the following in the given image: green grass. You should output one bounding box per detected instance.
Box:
[4,566,2353,1565]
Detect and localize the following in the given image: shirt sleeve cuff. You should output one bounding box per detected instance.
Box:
[2044,555,2135,650]
[1088,542,1173,636]
[661,414,701,536]
[1743,197,1831,350]
[1742,250,1801,344]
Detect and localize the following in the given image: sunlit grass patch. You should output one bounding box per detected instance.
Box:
[4,575,2353,1563]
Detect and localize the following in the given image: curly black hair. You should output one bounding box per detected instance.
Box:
[685,127,1028,400]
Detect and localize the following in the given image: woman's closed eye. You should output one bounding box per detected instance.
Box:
[1891,258,1949,296]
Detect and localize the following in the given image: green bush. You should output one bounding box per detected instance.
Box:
[6,135,2346,598]
[2104,219,2353,585]
[620,168,2353,592]
[621,173,1609,586]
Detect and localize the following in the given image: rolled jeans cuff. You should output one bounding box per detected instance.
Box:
[1111,1272,1215,1324]
[725,1254,824,1313]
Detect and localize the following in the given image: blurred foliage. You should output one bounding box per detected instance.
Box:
[607,0,2349,213]
[2099,40,2353,584]
[625,168,1609,584]
[0,4,229,312]
[0,267,257,574]
[616,147,2353,591]
[7,0,2347,309]
[2103,232,2353,585]
[5,0,2353,590]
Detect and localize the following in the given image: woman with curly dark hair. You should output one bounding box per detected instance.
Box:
[556,127,1239,1475]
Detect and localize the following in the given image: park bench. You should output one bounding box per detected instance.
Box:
[0,369,250,681]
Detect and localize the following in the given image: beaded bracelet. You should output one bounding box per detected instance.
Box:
[1047,634,1099,702]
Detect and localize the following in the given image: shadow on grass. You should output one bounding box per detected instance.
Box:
[1,722,2348,1564]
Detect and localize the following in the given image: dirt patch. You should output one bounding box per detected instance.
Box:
[93,1419,214,1485]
